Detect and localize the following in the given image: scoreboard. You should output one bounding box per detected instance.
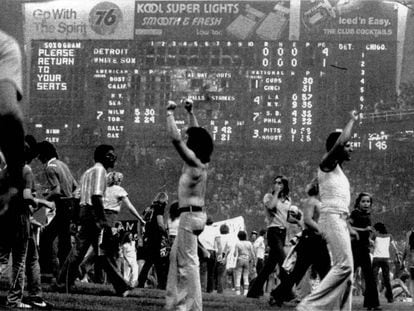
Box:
[25,0,402,150]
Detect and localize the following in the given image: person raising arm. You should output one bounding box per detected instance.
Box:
[165,98,214,311]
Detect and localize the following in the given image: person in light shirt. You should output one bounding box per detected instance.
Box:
[56,145,132,297]
[253,229,266,275]
[247,175,291,299]
[214,224,231,294]
[372,222,398,303]
[121,232,138,288]
[167,201,180,246]
[104,171,145,223]
[233,230,255,296]
[297,111,359,311]
[198,217,217,293]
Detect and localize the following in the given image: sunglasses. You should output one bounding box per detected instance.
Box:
[105,153,117,160]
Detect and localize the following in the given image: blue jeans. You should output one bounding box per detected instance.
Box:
[200,250,216,293]
[26,231,42,297]
[234,258,250,291]
[247,226,287,298]
[372,257,393,302]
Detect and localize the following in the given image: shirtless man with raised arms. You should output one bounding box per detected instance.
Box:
[165,98,214,311]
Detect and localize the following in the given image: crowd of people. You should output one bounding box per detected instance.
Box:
[1,28,414,311]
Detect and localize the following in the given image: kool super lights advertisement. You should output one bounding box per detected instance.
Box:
[134,1,292,40]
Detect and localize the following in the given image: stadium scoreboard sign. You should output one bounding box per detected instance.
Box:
[25,0,401,150]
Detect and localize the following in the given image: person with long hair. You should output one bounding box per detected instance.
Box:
[350,193,381,310]
[104,171,145,224]
[270,178,331,306]
[372,222,398,303]
[138,192,169,290]
[121,232,138,288]
[247,175,292,298]
[165,98,214,311]
[297,110,359,311]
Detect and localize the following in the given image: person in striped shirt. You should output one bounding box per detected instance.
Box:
[56,145,131,297]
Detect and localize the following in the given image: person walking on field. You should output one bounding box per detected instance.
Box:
[372,222,398,304]
[165,98,214,311]
[36,141,78,277]
[0,30,29,309]
[270,178,331,307]
[349,193,381,310]
[297,110,360,311]
[233,230,255,296]
[247,176,292,299]
[56,145,131,297]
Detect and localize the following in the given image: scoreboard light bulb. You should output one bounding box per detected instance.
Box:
[77,124,80,128]
[35,124,43,128]
[65,124,68,128]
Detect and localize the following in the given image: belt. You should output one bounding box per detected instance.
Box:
[179,205,204,213]
[321,211,349,220]
[268,226,286,231]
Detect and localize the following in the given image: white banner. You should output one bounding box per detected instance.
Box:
[212,216,245,239]
[211,216,245,270]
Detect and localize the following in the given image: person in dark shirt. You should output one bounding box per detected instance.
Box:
[0,31,27,309]
[137,192,168,289]
[350,192,381,311]
[0,30,25,215]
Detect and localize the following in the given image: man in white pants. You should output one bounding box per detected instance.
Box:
[165,99,214,311]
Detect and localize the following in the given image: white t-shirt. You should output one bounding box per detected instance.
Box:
[373,236,391,258]
[199,225,217,251]
[253,236,265,259]
[104,185,128,213]
[215,234,232,257]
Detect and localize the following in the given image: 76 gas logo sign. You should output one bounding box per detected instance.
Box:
[89,2,123,35]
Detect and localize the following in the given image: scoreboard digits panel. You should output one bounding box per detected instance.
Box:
[29,39,396,149]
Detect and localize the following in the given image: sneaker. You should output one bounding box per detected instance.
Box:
[25,297,54,309]
[6,302,32,309]
[117,287,132,298]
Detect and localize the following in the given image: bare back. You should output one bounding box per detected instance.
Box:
[302,196,322,232]
[178,163,207,207]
